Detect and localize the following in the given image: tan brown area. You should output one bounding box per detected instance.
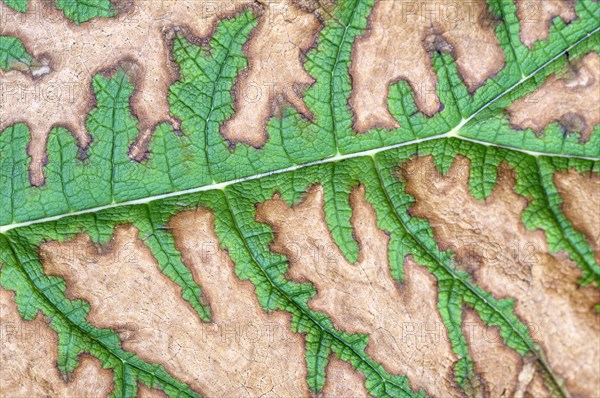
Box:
[137,384,168,398]
[401,155,600,397]
[256,184,462,397]
[0,287,114,397]
[508,52,600,141]
[349,0,504,132]
[462,309,522,398]
[523,371,551,398]
[0,0,256,185]
[320,356,370,398]
[554,169,600,263]
[516,0,577,48]
[39,217,309,396]
[462,309,551,398]
[221,0,322,147]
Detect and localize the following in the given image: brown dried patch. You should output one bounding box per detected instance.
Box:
[0,287,113,397]
[0,0,253,185]
[291,0,336,16]
[508,52,600,141]
[523,371,551,398]
[462,309,549,398]
[320,356,370,398]
[516,0,577,48]
[221,0,322,147]
[349,0,504,132]
[39,218,308,396]
[402,155,600,397]
[137,384,168,398]
[554,169,600,263]
[256,184,462,397]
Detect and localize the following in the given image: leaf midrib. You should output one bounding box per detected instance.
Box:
[1,26,598,236]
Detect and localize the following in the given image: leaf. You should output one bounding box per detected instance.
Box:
[1,0,26,12]
[2,0,116,22]
[0,0,599,397]
[0,35,31,71]
[55,0,115,23]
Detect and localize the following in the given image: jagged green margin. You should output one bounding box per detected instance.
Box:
[34,136,576,396]
[534,155,600,285]
[374,138,590,395]
[0,230,201,398]
[1,0,599,226]
[55,0,115,23]
[1,0,26,12]
[1,0,115,22]
[1,137,596,397]
[0,13,257,222]
[315,0,600,155]
[226,144,569,394]
[459,28,600,158]
[1,188,425,398]
[0,35,31,71]
[0,1,598,395]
